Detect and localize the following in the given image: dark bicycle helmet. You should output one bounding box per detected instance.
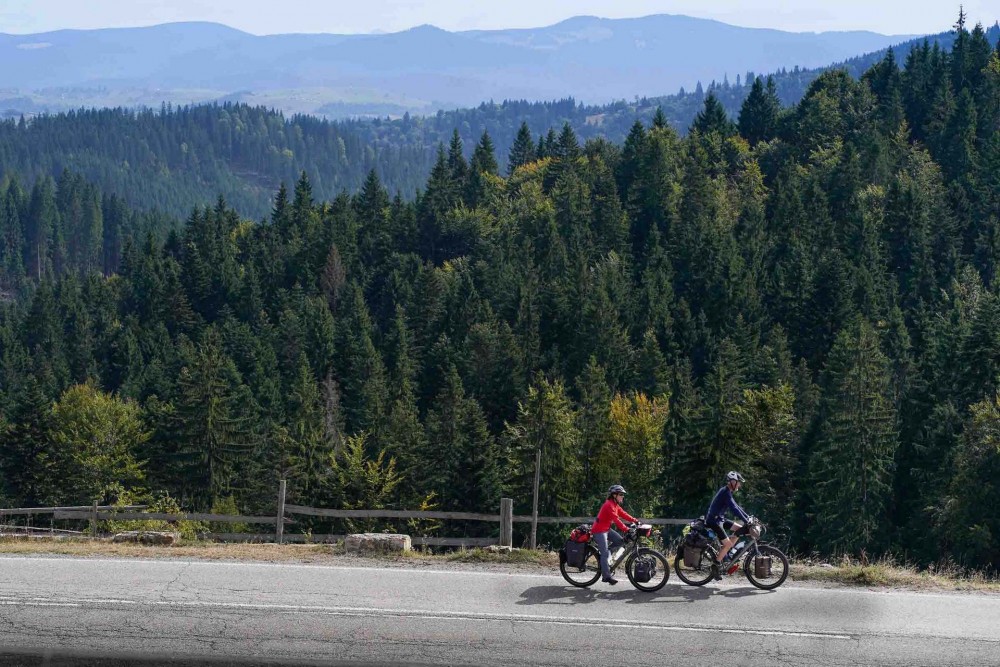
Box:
[608,484,627,495]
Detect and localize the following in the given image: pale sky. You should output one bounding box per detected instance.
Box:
[0,0,995,36]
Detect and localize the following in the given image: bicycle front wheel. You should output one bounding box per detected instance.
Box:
[625,547,670,592]
[743,545,789,590]
[674,545,717,586]
[560,544,602,587]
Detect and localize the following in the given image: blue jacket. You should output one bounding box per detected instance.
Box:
[706,485,749,524]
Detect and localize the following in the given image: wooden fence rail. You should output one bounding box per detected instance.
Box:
[283,505,500,522]
[0,505,147,516]
[54,511,293,524]
[281,500,690,547]
[205,534,496,547]
[514,515,691,526]
[17,482,691,548]
[282,506,689,527]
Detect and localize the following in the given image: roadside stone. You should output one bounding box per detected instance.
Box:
[821,563,835,569]
[112,531,181,545]
[483,545,515,554]
[344,533,411,554]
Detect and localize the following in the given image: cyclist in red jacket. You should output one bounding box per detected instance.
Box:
[591,484,637,585]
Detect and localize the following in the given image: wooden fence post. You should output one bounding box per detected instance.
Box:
[90,501,98,539]
[276,479,287,544]
[499,498,513,548]
[530,448,541,550]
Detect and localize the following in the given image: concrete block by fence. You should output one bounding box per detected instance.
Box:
[112,531,181,546]
[343,533,411,554]
[484,545,515,554]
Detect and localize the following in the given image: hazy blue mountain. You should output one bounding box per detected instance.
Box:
[0,15,917,116]
[2,22,992,221]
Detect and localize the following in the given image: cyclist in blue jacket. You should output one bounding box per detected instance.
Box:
[706,471,750,580]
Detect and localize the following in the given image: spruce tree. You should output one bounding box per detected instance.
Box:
[575,356,612,498]
[737,76,780,145]
[381,307,427,502]
[467,131,499,207]
[807,319,898,555]
[420,365,500,515]
[283,354,331,498]
[0,180,26,285]
[25,178,58,281]
[0,376,54,505]
[692,93,734,137]
[158,329,259,510]
[332,282,388,437]
[507,122,536,175]
[504,373,582,518]
[938,393,1000,568]
[447,129,468,186]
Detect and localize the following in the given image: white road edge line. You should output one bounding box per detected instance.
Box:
[0,596,851,640]
[0,555,997,601]
[285,608,855,640]
[0,555,557,579]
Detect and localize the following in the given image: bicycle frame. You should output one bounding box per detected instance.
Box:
[608,527,651,571]
[717,522,767,568]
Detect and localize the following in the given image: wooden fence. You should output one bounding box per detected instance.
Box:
[8,482,691,548]
[0,505,147,537]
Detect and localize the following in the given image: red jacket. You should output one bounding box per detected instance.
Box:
[591,499,636,534]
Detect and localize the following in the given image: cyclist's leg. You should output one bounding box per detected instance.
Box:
[720,520,741,561]
[710,521,735,562]
[608,529,623,551]
[593,531,612,580]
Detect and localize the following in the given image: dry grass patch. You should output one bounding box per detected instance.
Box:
[0,537,335,563]
[0,537,558,571]
[444,547,559,567]
[790,555,1000,593]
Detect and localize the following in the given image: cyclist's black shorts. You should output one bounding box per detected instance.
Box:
[706,519,734,541]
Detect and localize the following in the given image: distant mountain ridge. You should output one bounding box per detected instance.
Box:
[1,22,994,221]
[0,15,917,117]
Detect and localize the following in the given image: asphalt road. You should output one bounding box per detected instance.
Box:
[0,555,997,666]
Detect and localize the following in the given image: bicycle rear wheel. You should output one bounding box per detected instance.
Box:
[560,544,602,587]
[674,545,717,586]
[743,545,789,590]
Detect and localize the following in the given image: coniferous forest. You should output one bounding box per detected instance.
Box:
[1,20,999,569]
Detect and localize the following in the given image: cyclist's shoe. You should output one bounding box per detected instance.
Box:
[711,563,722,581]
[603,576,619,585]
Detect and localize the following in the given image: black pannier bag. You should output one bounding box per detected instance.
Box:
[563,539,587,569]
[683,545,703,568]
[682,517,710,568]
[632,555,656,583]
[684,527,710,550]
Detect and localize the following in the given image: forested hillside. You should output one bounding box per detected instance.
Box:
[0,19,999,568]
[0,169,174,294]
[3,26,993,221]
